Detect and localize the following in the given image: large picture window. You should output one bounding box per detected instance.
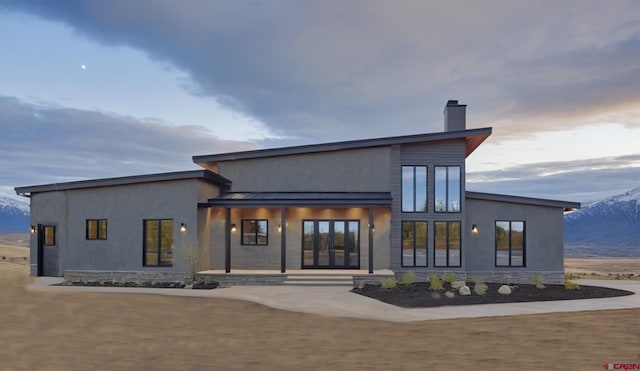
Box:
[143,219,173,267]
[402,221,428,267]
[241,219,268,245]
[435,166,461,212]
[86,219,107,240]
[496,221,525,267]
[434,221,461,267]
[402,166,427,212]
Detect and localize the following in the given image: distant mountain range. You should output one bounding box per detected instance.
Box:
[0,195,30,233]
[564,187,640,258]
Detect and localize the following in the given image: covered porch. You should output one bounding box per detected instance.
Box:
[198,192,392,275]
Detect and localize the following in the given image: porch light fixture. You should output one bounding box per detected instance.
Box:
[231,223,237,232]
[30,225,36,234]
[278,224,282,233]
[368,223,375,232]
[180,223,187,233]
[471,224,478,234]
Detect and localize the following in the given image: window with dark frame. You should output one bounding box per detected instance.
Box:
[401,221,428,267]
[495,221,526,267]
[86,219,107,240]
[143,219,173,267]
[43,226,56,246]
[401,165,427,212]
[434,166,461,212]
[241,219,268,245]
[434,221,461,267]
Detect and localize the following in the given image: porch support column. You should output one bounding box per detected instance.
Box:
[368,207,374,274]
[225,207,231,273]
[280,207,286,273]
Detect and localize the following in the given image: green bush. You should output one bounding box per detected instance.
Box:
[534,274,546,289]
[441,272,457,284]
[381,278,397,289]
[399,271,417,285]
[465,276,475,284]
[429,273,443,291]
[564,279,580,290]
[474,282,488,296]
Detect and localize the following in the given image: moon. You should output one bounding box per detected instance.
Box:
[81,64,86,70]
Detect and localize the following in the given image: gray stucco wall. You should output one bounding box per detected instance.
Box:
[29,179,220,277]
[217,147,391,192]
[29,191,67,276]
[465,198,565,283]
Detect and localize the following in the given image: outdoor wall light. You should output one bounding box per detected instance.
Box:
[30,225,36,234]
[368,223,375,232]
[231,223,237,232]
[471,224,478,234]
[180,223,187,233]
[278,224,282,233]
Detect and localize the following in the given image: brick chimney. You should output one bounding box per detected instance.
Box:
[444,100,466,132]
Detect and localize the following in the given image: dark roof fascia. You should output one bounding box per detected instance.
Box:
[15,170,231,196]
[466,191,581,211]
[193,127,492,164]
[199,192,393,208]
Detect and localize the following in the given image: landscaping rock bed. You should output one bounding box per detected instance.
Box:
[352,282,634,308]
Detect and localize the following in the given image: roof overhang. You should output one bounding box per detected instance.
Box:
[466,191,581,211]
[199,192,393,208]
[193,127,492,169]
[15,170,231,197]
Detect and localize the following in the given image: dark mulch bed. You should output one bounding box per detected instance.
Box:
[352,282,634,308]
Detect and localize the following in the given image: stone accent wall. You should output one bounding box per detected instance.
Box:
[195,273,286,286]
[64,270,187,285]
[353,274,396,288]
[391,270,564,285]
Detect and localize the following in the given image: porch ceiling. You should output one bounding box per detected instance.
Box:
[199,192,392,208]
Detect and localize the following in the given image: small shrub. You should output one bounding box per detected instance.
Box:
[429,273,443,291]
[465,276,476,284]
[399,271,417,285]
[441,272,457,284]
[474,282,488,296]
[534,274,546,289]
[564,279,580,290]
[381,278,397,289]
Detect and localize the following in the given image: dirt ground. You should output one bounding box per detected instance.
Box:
[565,258,640,280]
[1,245,639,370]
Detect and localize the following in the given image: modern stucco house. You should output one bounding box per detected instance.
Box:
[15,100,579,285]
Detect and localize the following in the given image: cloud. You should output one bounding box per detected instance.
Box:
[0,95,256,189]
[467,155,640,201]
[1,0,638,143]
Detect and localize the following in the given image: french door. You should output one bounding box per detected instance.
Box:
[302,220,360,268]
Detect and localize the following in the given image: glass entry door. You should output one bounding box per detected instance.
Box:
[303,220,359,268]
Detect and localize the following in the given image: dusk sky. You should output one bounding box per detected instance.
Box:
[1,0,638,203]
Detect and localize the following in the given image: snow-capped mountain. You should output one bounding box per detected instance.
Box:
[564,187,640,257]
[0,195,30,233]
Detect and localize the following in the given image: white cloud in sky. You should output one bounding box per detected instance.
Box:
[0,0,638,201]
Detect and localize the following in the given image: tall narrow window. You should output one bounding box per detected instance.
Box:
[435,166,461,212]
[402,221,428,267]
[241,219,268,245]
[86,219,107,240]
[402,166,427,212]
[496,221,526,267]
[143,219,173,267]
[43,226,56,246]
[434,221,461,267]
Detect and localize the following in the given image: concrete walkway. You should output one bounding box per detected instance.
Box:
[27,278,640,323]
